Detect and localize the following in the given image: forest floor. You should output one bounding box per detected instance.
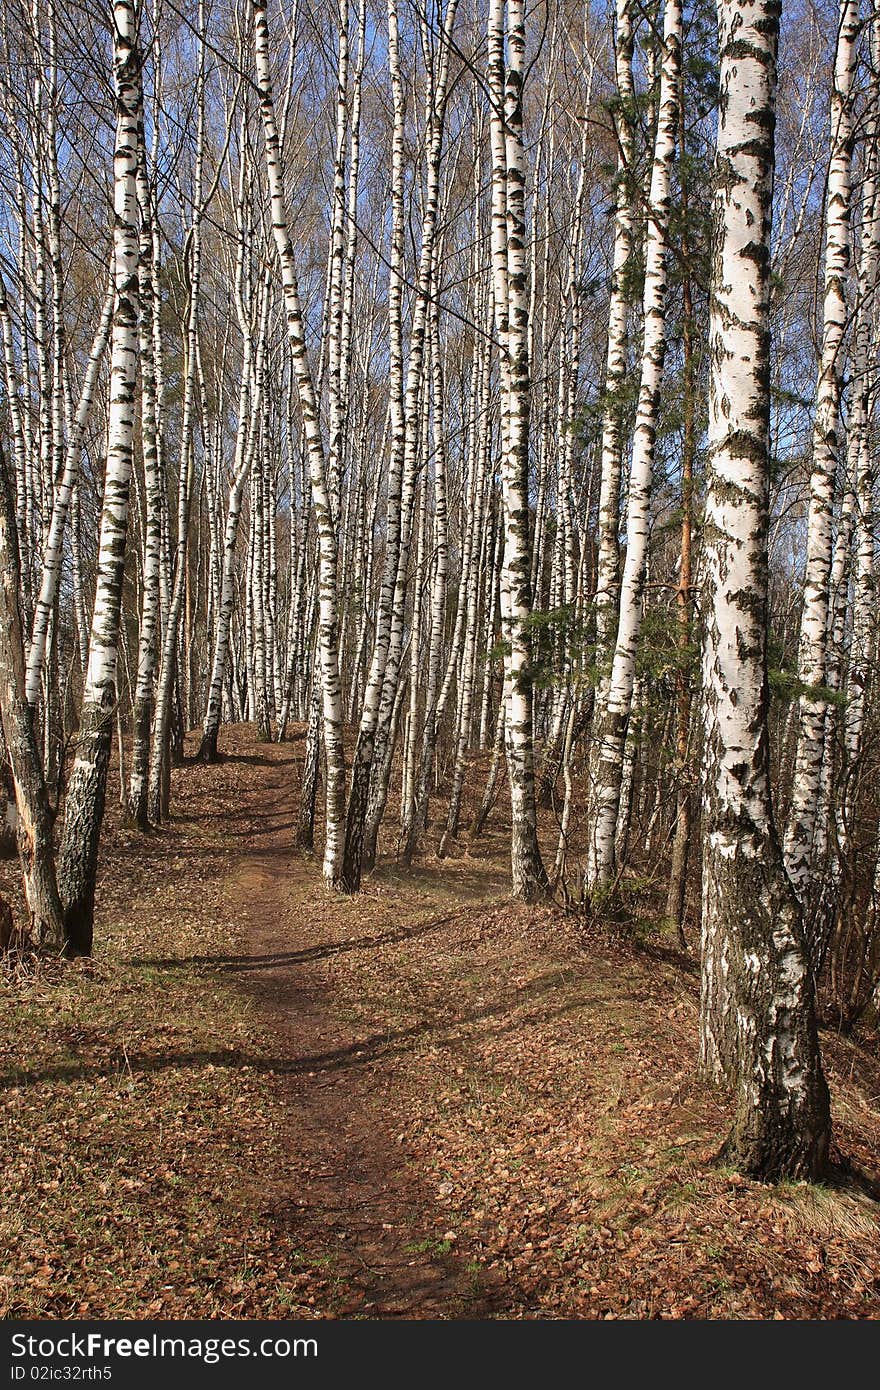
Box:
[2,723,880,1320]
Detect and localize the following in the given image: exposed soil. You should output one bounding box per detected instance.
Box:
[1,724,879,1319]
[223,738,503,1316]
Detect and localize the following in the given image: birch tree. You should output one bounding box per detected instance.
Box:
[593,0,636,671]
[487,0,547,900]
[585,0,682,891]
[0,439,64,949]
[783,0,859,929]
[699,0,831,1179]
[56,0,142,955]
[253,0,346,888]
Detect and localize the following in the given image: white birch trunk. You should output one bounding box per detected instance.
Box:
[585,0,682,891]
[346,0,459,886]
[253,0,346,888]
[783,0,859,915]
[699,0,830,1180]
[594,0,635,666]
[0,439,64,949]
[57,0,142,954]
[25,272,115,706]
[486,0,548,901]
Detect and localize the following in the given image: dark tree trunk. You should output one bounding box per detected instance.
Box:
[297,674,322,852]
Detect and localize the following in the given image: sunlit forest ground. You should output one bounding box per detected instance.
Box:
[1,725,878,1319]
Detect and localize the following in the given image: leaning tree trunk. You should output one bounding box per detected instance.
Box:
[25,271,114,708]
[0,440,64,950]
[128,136,163,828]
[57,0,141,955]
[699,0,831,1181]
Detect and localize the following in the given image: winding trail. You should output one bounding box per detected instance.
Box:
[4,727,879,1320]
[172,726,880,1320]
[222,733,504,1316]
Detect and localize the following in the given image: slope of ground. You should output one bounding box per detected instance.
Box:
[1,725,879,1319]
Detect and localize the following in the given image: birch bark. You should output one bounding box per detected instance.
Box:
[699,0,831,1179]
[57,0,142,953]
[585,0,682,891]
[0,440,64,949]
[783,0,859,917]
[253,0,346,887]
[487,0,547,900]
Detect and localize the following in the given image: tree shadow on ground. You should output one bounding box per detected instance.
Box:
[0,970,621,1091]
[128,907,466,971]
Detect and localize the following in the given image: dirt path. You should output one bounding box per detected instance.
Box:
[214,730,880,1320]
[3,724,879,1319]
[223,736,504,1316]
